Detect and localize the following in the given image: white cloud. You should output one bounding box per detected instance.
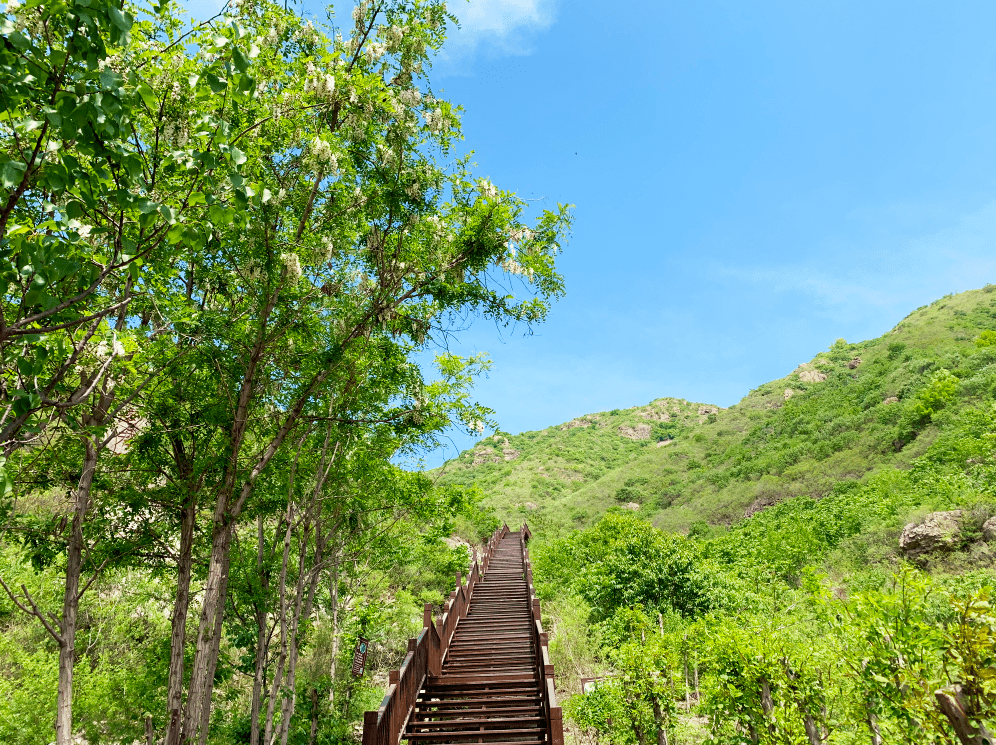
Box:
[445,0,557,57]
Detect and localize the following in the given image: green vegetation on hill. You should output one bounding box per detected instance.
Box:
[489,285,996,745]
[440,285,996,537]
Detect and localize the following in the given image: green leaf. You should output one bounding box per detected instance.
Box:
[0,159,27,189]
[205,73,228,93]
[108,5,133,31]
[232,46,250,73]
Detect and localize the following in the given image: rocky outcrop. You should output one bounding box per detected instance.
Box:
[900,511,963,558]
[983,516,996,542]
[560,416,597,430]
[617,424,652,440]
[744,495,778,518]
[883,396,899,404]
[847,357,862,369]
[623,502,640,511]
[784,388,795,400]
[799,369,828,383]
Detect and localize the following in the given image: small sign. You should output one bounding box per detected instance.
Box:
[351,637,369,677]
[581,677,603,694]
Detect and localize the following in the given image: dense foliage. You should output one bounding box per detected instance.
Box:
[0,0,571,743]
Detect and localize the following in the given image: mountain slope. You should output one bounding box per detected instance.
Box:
[438,285,996,536]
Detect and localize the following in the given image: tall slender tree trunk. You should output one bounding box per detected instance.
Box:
[182,520,233,745]
[55,436,99,745]
[165,493,197,745]
[251,515,271,745]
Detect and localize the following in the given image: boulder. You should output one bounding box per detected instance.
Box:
[617,424,652,440]
[847,357,862,369]
[623,502,640,511]
[983,516,996,542]
[784,388,795,400]
[900,511,963,557]
[883,396,899,404]
[799,369,828,383]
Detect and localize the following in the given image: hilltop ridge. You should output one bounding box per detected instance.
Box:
[439,285,996,537]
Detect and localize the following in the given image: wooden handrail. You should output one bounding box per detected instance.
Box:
[361,524,507,745]
[520,522,564,745]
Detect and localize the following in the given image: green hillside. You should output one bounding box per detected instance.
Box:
[440,285,996,536]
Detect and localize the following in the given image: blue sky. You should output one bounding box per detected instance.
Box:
[186,0,996,467]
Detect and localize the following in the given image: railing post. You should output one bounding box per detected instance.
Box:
[549,706,565,745]
[532,598,541,621]
[362,711,378,745]
[423,603,432,628]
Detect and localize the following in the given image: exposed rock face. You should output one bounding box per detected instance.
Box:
[656,439,673,447]
[623,502,640,511]
[639,408,672,422]
[502,448,520,461]
[698,405,719,416]
[784,388,795,400]
[847,357,862,369]
[471,448,502,466]
[883,396,899,404]
[799,369,828,383]
[561,416,597,430]
[744,496,779,518]
[900,511,964,557]
[983,516,996,542]
[618,424,652,440]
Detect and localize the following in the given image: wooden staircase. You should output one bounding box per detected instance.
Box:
[362,525,562,745]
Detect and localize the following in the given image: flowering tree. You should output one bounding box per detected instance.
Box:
[1,0,571,743]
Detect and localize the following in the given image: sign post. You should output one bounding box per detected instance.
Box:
[351,637,369,677]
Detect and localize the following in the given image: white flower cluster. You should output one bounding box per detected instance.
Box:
[507,227,532,245]
[382,24,405,52]
[342,113,365,140]
[304,62,336,100]
[309,138,338,173]
[477,178,497,199]
[397,88,422,108]
[297,20,318,44]
[470,420,485,433]
[67,219,92,239]
[365,41,387,63]
[264,26,281,45]
[423,107,444,133]
[280,252,302,282]
[321,236,334,262]
[163,121,189,147]
[499,257,534,279]
[352,0,369,25]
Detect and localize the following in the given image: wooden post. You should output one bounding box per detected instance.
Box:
[362,710,378,745]
[550,706,565,745]
[423,603,432,628]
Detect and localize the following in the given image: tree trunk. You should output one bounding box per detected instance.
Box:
[251,515,270,745]
[165,493,197,745]
[182,521,233,745]
[263,511,295,745]
[864,708,882,745]
[935,686,993,745]
[650,695,669,745]
[308,688,319,745]
[277,523,324,745]
[55,436,99,745]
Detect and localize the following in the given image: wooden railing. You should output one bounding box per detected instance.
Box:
[520,522,565,745]
[361,523,511,745]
